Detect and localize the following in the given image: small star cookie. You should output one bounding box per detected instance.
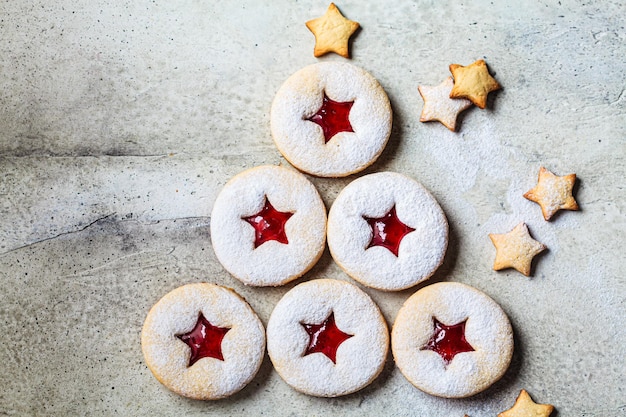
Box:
[418,77,473,131]
[306,3,359,58]
[524,167,579,221]
[449,59,501,109]
[489,223,546,277]
[498,389,555,417]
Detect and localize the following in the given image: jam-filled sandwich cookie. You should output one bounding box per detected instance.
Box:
[266,279,389,397]
[270,62,392,177]
[211,165,327,286]
[327,172,448,291]
[392,282,514,398]
[141,283,265,400]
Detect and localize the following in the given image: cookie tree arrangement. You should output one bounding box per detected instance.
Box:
[141,3,580,414]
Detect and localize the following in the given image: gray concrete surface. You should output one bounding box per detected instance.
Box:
[1,1,624,416]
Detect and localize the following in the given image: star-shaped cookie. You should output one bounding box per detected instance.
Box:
[489,223,546,277]
[498,389,554,417]
[524,167,579,221]
[449,59,501,109]
[418,77,473,131]
[306,3,359,58]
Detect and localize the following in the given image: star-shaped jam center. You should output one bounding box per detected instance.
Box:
[176,313,231,367]
[242,197,294,248]
[363,205,415,257]
[421,317,475,366]
[307,93,354,143]
[301,312,353,364]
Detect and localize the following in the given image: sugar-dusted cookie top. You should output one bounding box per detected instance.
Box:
[211,165,327,286]
[418,76,472,131]
[524,166,579,221]
[266,279,389,397]
[392,282,514,398]
[141,283,266,400]
[271,62,392,177]
[327,172,448,291]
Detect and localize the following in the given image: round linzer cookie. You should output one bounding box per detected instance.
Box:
[141,283,266,400]
[392,282,514,398]
[270,62,392,177]
[266,279,389,397]
[327,172,448,291]
[211,165,327,286]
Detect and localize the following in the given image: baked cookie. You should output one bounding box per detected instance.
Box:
[141,283,266,400]
[418,77,473,131]
[306,3,360,58]
[392,282,514,398]
[266,279,389,397]
[210,165,327,286]
[489,222,546,277]
[499,389,555,417]
[523,166,579,221]
[270,62,392,177]
[449,59,501,109]
[327,172,448,291]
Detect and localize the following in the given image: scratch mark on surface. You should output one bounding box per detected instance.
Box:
[140,216,210,224]
[0,213,116,255]
[610,87,625,105]
[3,147,174,158]
[1,215,211,256]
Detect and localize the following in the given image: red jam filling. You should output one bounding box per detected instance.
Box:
[421,317,475,365]
[363,205,415,257]
[242,197,294,248]
[301,312,353,364]
[307,93,355,143]
[176,313,231,366]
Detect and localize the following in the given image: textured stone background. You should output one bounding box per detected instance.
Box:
[1,1,624,416]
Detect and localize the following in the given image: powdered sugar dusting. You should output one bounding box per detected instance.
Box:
[211,165,327,286]
[392,282,513,398]
[141,283,266,400]
[327,172,448,290]
[270,62,392,177]
[266,279,389,397]
[422,116,581,256]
